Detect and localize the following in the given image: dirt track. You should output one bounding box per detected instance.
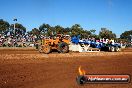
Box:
[0,48,132,88]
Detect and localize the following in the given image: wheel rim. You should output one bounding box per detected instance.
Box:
[42,45,50,53]
[62,45,68,51]
[58,43,69,53]
[44,46,49,52]
[39,46,42,52]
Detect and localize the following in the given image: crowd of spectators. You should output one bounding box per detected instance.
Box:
[0,33,41,47]
[0,33,130,48]
[0,33,71,47]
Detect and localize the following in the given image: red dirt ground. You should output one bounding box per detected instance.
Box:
[0,48,132,88]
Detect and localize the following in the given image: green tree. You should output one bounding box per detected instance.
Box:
[64,27,71,35]
[120,30,132,42]
[27,31,32,35]
[39,24,52,36]
[99,28,116,39]
[31,28,40,36]
[90,29,96,34]
[0,19,10,34]
[71,24,83,36]
[27,28,40,40]
[10,23,26,36]
[54,25,64,34]
[89,29,99,38]
[80,30,91,38]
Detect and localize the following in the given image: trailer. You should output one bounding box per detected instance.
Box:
[69,35,121,52]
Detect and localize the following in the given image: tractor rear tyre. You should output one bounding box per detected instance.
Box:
[42,45,51,54]
[38,45,43,53]
[58,42,69,53]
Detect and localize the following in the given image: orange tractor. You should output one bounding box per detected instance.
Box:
[38,34,70,54]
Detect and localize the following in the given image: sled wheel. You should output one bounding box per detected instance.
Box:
[115,47,121,52]
[110,46,115,52]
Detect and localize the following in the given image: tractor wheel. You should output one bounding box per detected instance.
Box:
[38,45,43,53]
[42,45,51,54]
[35,44,39,49]
[110,46,115,52]
[58,42,69,53]
[115,47,121,52]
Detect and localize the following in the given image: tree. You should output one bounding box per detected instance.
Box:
[54,25,64,34]
[27,31,32,35]
[10,23,26,36]
[120,30,132,42]
[0,19,10,35]
[27,28,40,40]
[39,24,52,36]
[90,29,96,34]
[99,28,116,39]
[80,30,91,38]
[71,24,83,36]
[64,27,71,35]
[89,29,99,38]
[31,28,40,36]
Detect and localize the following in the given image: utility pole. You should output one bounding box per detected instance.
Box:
[13,18,17,36]
[13,18,17,47]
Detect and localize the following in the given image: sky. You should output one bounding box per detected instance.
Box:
[0,0,132,37]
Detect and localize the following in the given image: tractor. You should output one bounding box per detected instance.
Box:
[38,34,70,54]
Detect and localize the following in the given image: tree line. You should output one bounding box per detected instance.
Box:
[0,19,132,42]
